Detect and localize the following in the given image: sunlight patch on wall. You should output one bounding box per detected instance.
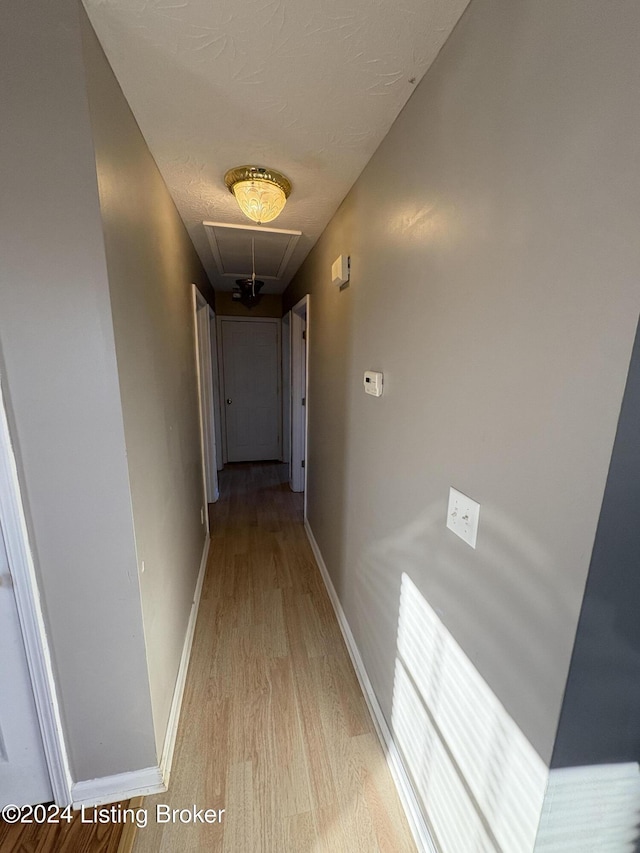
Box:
[392,572,548,852]
[388,201,457,248]
[535,763,640,852]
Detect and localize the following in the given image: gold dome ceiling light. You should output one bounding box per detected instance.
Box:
[224,166,292,225]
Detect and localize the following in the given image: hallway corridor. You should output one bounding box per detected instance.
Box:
[134,463,416,852]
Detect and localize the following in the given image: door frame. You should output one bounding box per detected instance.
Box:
[216,315,282,465]
[209,308,224,472]
[0,375,72,805]
[192,286,219,514]
[281,311,292,475]
[290,296,309,511]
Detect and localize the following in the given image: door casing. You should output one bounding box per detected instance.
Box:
[192,286,219,511]
[0,375,72,805]
[290,296,309,509]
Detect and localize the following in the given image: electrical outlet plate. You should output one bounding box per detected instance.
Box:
[446,487,480,548]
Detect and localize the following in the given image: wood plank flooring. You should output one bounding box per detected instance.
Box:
[134,462,416,853]
[0,799,139,853]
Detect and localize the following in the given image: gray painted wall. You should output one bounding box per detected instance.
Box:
[284,0,640,767]
[0,0,156,779]
[551,316,640,769]
[80,9,213,758]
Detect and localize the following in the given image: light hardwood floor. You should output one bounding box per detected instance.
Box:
[0,798,141,853]
[134,462,416,853]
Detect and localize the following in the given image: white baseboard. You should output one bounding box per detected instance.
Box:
[304,520,436,853]
[71,766,165,809]
[69,536,210,810]
[159,535,210,785]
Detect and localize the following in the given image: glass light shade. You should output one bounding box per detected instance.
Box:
[232,179,287,224]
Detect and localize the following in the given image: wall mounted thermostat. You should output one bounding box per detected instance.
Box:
[364,371,383,397]
[331,255,350,287]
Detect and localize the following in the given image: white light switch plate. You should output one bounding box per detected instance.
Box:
[447,487,480,548]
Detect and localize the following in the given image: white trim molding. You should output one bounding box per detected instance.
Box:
[290,295,309,500]
[71,766,165,809]
[193,285,219,513]
[159,535,210,786]
[0,375,73,805]
[304,519,437,853]
[69,488,210,810]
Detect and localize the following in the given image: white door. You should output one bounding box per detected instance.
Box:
[0,519,52,807]
[221,319,281,462]
[193,287,219,505]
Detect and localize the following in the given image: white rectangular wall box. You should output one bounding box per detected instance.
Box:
[364,371,383,397]
[331,255,350,287]
[446,487,480,548]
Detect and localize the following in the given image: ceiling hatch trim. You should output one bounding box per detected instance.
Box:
[203,221,302,282]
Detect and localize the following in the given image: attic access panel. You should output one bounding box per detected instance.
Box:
[203,221,302,281]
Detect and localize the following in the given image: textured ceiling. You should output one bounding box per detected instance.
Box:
[83,0,470,293]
